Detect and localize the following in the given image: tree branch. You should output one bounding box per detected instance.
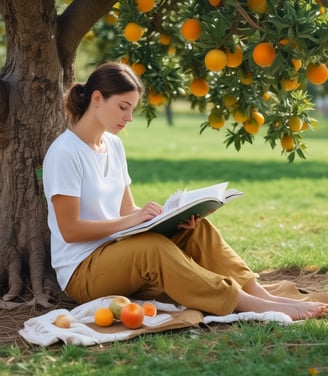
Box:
[57,0,116,86]
[235,3,265,32]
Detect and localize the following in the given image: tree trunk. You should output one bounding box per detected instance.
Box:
[0,0,65,308]
[0,0,116,309]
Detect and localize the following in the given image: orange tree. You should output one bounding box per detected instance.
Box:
[89,0,328,162]
[0,0,327,308]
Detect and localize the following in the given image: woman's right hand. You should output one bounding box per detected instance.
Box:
[136,201,163,223]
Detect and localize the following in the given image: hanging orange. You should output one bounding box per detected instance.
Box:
[225,45,243,68]
[136,0,155,12]
[208,0,222,5]
[291,59,302,72]
[208,111,225,129]
[252,42,276,67]
[124,22,144,42]
[306,63,328,85]
[244,121,260,134]
[281,78,299,91]
[280,135,295,151]
[159,33,171,45]
[190,78,209,97]
[148,88,166,106]
[247,0,268,13]
[131,62,146,76]
[181,19,201,41]
[204,49,227,71]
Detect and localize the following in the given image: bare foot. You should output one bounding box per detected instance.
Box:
[236,290,328,320]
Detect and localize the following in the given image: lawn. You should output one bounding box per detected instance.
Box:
[0,106,327,376]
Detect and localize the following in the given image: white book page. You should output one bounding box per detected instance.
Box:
[179,182,228,206]
[162,189,185,212]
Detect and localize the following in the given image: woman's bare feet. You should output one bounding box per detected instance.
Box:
[236,289,328,320]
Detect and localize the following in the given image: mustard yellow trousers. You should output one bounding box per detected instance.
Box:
[66,218,256,315]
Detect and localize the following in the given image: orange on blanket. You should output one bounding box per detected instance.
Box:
[143,302,157,317]
[120,303,144,329]
[94,307,114,327]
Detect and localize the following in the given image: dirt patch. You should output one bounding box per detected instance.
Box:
[0,268,327,349]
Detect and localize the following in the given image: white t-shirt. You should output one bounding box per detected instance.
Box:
[43,129,131,290]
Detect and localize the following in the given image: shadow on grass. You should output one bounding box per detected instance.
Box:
[127,158,328,183]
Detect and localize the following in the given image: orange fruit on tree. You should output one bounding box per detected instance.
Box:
[120,303,144,329]
[208,111,225,129]
[280,135,295,151]
[168,46,176,56]
[233,109,249,123]
[143,302,157,317]
[131,62,146,76]
[181,19,202,41]
[148,88,166,106]
[136,0,155,12]
[124,22,144,42]
[281,78,299,91]
[159,33,171,45]
[291,59,302,72]
[223,95,237,108]
[288,116,303,132]
[306,63,328,85]
[244,120,260,134]
[253,42,276,67]
[251,111,265,126]
[247,0,268,13]
[262,91,271,101]
[225,45,243,68]
[120,54,129,64]
[240,71,253,85]
[105,13,118,25]
[94,307,114,327]
[190,77,209,97]
[279,38,291,45]
[204,49,227,71]
[301,118,317,131]
[208,0,222,6]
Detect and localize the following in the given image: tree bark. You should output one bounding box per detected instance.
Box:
[0,0,114,308]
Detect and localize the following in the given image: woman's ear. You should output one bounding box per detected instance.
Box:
[91,90,102,107]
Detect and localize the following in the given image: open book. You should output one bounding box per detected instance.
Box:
[107,182,243,242]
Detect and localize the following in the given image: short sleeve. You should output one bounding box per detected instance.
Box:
[43,140,83,201]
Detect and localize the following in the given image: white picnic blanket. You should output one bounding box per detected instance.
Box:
[19,296,293,346]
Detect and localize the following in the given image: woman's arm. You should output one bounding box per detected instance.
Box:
[52,186,162,243]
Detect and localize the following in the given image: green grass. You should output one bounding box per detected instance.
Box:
[1,321,327,375]
[0,107,327,375]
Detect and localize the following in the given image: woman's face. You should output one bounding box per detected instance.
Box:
[94,90,140,135]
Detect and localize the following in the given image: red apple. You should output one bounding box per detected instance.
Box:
[109,295,131,319]
[120,303,144,329]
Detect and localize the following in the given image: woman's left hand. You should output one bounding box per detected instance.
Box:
[177,215,200,230]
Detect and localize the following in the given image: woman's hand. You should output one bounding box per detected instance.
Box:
[177,214,200,230]
[136,201,163,223]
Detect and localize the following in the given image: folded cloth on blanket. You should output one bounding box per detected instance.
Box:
[19,296,293,347]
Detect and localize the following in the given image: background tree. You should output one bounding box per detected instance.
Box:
[0,0,327,308]
[89,0,328,161]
